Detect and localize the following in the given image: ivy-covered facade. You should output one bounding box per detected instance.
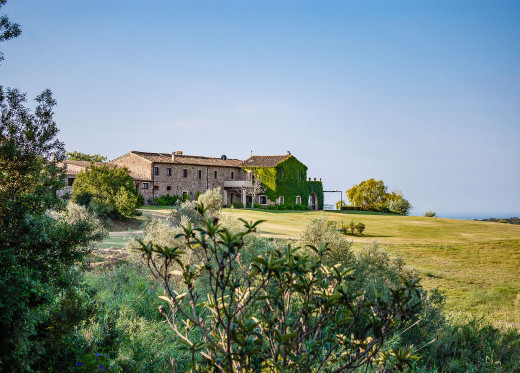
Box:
[240,153,324,210]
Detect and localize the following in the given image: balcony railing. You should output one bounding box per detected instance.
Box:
[223,180,252,189]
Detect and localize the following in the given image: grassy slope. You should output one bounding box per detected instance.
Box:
[221,209,520,328]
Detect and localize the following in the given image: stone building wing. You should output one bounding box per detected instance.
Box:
[59,160,146,181]
[124,151,243,167]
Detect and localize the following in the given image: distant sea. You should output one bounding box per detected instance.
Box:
[430,213,520,220]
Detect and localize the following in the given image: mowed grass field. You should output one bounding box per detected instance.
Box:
[221,209,520,328]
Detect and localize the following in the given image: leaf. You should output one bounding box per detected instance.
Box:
[158,295,173,304]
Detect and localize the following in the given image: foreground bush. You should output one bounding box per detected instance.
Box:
[137,204,423,371]
[424,210,436,217]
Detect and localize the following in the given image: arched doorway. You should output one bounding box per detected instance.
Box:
[308,192,318,210]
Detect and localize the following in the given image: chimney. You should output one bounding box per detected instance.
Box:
[308,177,311,181]
[287,151,291,155]
[314,177,316,181]
[172,150,183,162]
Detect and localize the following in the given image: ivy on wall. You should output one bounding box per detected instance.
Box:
[242,155,324,209]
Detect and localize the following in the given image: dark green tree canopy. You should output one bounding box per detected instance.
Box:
[0,86,103,369]
[0,0,21,62]
[66,151,107,162]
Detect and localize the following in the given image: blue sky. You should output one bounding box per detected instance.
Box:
[1,0,519,216]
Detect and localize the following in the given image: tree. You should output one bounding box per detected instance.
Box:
[66,150,107,162]
[347,179,412,214]
[392,197,412,215]
[242,175,266,208]
[137,204,423,372]
[72,164,139,217]
[347,178,389,209]
[0,87,105,369]
[0,0,21,63]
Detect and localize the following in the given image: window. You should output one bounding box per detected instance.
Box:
[142,183,149,189]
[299,171,302,181]
[279,196,285,205]
[214,170,218,179]
[183,169,188,178]
[167,168,171,176]
[182,191,189,199]
[153,186,159,191]
[166,186,171,191]
[135,183,140,190]
[154,167,159,175]
[231,171,234,180]
[259,195,267,205]
[296,195,302,204]
[198,170,202,179]
[67,177,74,187]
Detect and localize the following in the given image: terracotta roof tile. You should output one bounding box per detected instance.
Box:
[240,155,291,167]
[129,151,243,167]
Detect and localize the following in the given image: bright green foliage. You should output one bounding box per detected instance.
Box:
[66,150,107,162]
[347,178,411,214]
[72,164,139,218]
[347,178,389,209]
[137,204,423,372]
[339,220,366,235]
[114,186,139,217]
[242,155,324,209]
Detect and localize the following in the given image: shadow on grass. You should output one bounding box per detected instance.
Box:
[326,210,400,216]
[352,234,393,238]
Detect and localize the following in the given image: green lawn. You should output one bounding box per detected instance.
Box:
[114,207,520,327]
[221,209,520,328]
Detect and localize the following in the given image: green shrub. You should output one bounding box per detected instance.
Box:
[413,316,520,372]
[424,210,436,217]
[391,197,412,215]
[136,207,423,371]
[80,263,187,371]
[266,203,309,210]
[300,215,353,257]
[148,193,188,206]
[355,221,366,235]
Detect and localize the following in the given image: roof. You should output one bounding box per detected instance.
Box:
[126,151,243,167]
[240,154,292,168]
[58,160,148,180]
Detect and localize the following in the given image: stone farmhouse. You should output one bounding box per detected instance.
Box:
[62,150,323,210]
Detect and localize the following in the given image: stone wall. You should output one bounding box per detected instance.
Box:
[150,163,247,200]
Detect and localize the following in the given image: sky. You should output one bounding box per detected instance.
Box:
[1,0,519,217]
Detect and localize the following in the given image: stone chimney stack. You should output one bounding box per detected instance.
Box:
[172,150,183,162]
